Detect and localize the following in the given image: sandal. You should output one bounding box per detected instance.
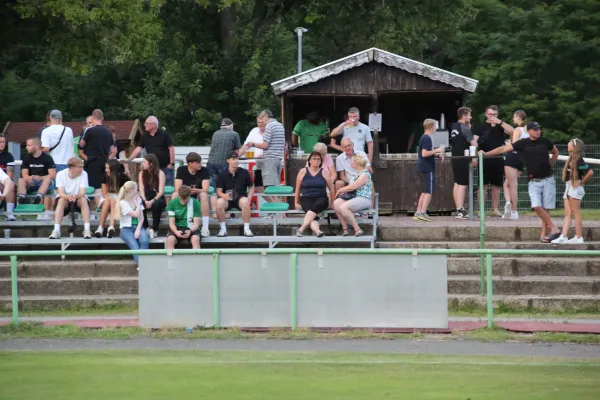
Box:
[354,229,364,237]
[341,229,350,237]
[296,228,303,237]
[316,231,324,238]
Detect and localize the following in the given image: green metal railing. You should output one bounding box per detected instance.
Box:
[5,247,600,330]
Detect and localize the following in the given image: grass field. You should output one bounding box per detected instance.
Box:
[0,350,598,399]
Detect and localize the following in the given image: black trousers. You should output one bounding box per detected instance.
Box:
[142,188,166,231]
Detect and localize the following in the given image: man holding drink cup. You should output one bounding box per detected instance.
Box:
[215,153,255,237]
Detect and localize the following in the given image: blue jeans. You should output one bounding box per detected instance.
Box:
[55,164,68,173]
[207,163,228,189]
[162,166,174,187]
[120,226,149,265]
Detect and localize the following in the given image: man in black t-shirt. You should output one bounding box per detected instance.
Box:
[0,135,15,178]
[476,105,515,217]
[173,152,211,237]
[484,121,561,243]
[79,109,113,195]
[450,107,479,219]
[17,137,57,211]
[128,116,175,186]
[215,153,255,238]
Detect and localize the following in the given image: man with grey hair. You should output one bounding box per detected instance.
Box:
[207,118,242,189]
[335,137,372,192]
[128,115,175,185]
[330,107,373,162]
[249,110,285,189]
[40,109,74,174]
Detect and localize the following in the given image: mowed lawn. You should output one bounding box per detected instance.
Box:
[1,350,599,399]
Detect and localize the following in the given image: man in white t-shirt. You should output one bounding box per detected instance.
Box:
[0,167,16,221]
[49,157,91,239]
[335,137,373,192]
[41,109,74,173]
[330,107,373,162]
[239,116,266,191]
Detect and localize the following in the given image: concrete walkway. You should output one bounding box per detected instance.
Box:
[2,315,600,334]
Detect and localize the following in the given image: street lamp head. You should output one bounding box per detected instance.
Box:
[295,27,308,34]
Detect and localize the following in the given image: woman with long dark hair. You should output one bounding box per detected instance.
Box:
[95,159,129,238]
[502,110,529,219]
[138,154,166,238]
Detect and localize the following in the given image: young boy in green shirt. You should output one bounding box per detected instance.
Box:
[166,185,201,249]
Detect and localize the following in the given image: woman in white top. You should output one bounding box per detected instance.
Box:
[502,110,529,219]
[115,181,148,265]
[239,117,265,192]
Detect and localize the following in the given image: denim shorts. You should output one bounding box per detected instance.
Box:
[528,177,556,209]
[563,181,585,200]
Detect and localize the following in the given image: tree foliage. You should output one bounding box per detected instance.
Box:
[1,0,598,144]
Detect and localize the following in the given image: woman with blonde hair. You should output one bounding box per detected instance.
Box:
[552,138,593,244]
[115,181,149,265]
[333,154,372,236]
[502,110,529,219]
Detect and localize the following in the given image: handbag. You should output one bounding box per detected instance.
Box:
[338,191,357,201]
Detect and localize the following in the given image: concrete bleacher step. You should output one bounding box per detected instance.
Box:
[448,275,600,296]
[0,294,138,311]
[449,294,600,311]
[377,241,600,252]
[0,277,138,296]
[0,260,138,279]
[447,257,600,277]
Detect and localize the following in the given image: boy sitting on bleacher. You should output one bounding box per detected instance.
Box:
[17,137,56,218]
[0,167,16,221]
[49,157,92,239]
[166,185,201,249]
[215,152,254,237]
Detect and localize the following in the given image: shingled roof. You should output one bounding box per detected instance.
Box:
[1,120,142,144]
[271,47,478,95]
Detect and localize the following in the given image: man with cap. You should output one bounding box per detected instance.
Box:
[215,152,254,238]
[128,115,175,186]
[40,109,74,174]
[207,118,241,189]
[483,121,561,243]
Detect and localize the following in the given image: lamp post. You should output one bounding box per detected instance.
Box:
[295,27,308,74]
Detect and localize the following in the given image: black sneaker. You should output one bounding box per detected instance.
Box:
[17,195,27,205]
[455,208,468,219]
[32,194,43,204]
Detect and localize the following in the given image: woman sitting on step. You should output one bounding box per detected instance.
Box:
[115,180,149,265]
[95,159,129,238]
[294,151,335,237]
[138,154,166,238]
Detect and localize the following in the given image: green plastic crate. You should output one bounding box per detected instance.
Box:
[263,186,293,195]
[86,187,95,196]
[208,186,214,195]
[164,186,175,196]
[260,202,290,212]
[14,204,46,214]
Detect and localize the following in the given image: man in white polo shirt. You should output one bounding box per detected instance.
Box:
[40,109,74,173]
[330,107,373,162]
[49,157,92,239]
[335,137,373,192]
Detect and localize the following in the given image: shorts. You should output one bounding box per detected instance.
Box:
[226,196,248,211]
[482,158,504,187]
[55,164,68,173]
[528,177,556,209]
[504,152,524,171]
[253,170,264,187]
[85,159,106,189]
[262,158,282,187]
[167,227,201,245]
[27,178,56,193]
[563,181,585,200]
[452,159,470,186]
[301,196,328,218]
[419,172,434,194]
[55,197,90,215]
[98,193,118,207]
[345,196,371,213]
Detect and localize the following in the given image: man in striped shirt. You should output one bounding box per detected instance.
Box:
[249,109,285,188]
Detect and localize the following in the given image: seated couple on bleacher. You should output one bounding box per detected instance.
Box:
[295,150,372,237]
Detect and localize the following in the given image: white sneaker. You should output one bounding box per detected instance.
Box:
[49,229,61,239]
[502,203,512,219]
[509,211,519,220]
[94,227,104,238]
[244,229,254,237]
[217,229,227,237]
[551,235,568,244]
[6,214,16,221]
[567,236,584,244]
[492,209,503,217]
[200,227,210,238]
[148,229,155,239]
[83,229,92,239]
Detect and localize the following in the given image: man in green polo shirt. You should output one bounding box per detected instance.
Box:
[292,111,329,153]
[166,185,201,249]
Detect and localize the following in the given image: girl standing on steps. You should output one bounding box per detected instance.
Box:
[552,139,593,244]
[115,181,149,265]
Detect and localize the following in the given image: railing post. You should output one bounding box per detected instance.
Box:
[479,152,486,296]
[290,253,298,331]
[486,254,494,328]
[212,253,220,329]
[10,255,18,326]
